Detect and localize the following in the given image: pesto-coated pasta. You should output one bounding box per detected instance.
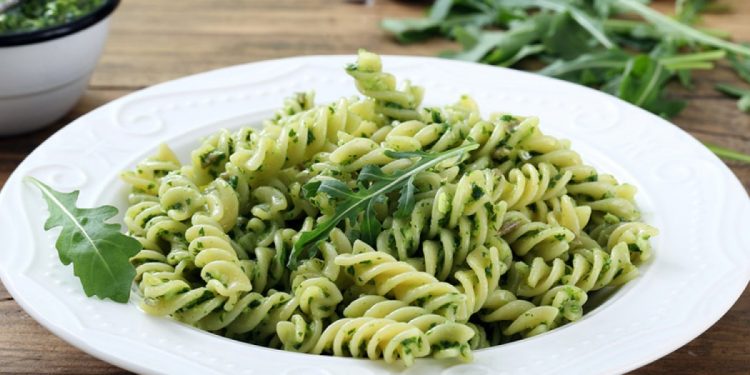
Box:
[123,49,657,367]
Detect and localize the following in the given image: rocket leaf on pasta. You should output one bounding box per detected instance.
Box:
[288,143,478,269]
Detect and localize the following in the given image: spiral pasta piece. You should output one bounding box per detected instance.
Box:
[198,289,299,344]
[503,256,567,298]
[185,221,251,309]
[312,317,430,366]
[143,214,189,250]
[502,210,575,261]
[453,243,508,314]
[270,91,315,123]
[139,277,219,318]
[344,295,474,361]
[229,95,380,186]
[292,258,343,319]
[376,198,432,261]
[566,172,640,221]
[124,200,165,236]
[191,178,240,232]
[421,229,463,281]
[121,144,181,198]
[479,289,559,337]
[429,169,503,233]
[276,314,323,352]
[187,129,234,185]
[328,137,393,173]
[465,322,490,350]
[563,243,639,292]
[497,162,572,210]
[129,237,174,281]
[243,226,299,293]
[593,221,659,262]
[535,285,589,322]
[346,49,423,121]
[335,241,468,321]
[525,195,592,237]
[158,173,206,222]
[127,206,195,285]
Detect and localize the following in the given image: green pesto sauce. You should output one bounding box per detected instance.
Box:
[0,0,104,35]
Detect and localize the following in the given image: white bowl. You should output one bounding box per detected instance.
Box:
[0,0,119,136]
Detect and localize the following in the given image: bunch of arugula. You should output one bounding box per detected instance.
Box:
[716,53,750,113]
[382,0,750,162]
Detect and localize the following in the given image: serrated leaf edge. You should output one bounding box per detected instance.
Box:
[25,177,120,289]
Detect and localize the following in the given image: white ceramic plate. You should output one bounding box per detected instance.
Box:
[1,55,748,375]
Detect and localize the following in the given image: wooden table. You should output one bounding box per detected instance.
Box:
[1,0,748,373]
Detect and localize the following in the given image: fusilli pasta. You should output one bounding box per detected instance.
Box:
[124,49,657,367]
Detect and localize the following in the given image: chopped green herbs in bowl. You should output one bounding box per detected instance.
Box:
[0,0,119,136]
[0,0,105,35]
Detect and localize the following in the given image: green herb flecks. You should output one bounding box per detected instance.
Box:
[395,175,416,218]
[26,177,141,303]
[0,0,104,34]
[288,143,479,268]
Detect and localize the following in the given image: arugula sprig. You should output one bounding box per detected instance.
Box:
[382,0,750,162]
[540,48,726,117]
[288,143,479,269]
[26,177,141,303]
[716,53,750,113]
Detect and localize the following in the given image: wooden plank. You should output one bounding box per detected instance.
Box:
[0,297,129,375]
[676,97,750,140]
[0,285,10,301]
[87,0,750,99]
[636,286,750,375]
[671,97,750,188]
[89,0,454,88]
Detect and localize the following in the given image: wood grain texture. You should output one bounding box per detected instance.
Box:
[0,0,748,374]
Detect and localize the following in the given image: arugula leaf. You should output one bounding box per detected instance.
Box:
[380,0,493,43]
[614,55,686,118]
[542,11,600,60]
[449,24,542,63]
[716,53,750,113]
[395,176,416,218]
[497,44,545,67]
[705,143,750,163]
[676,0,712,24]
[450,24,481,50]
[616,0,750,57]
[497,0,615,49]
[288,143,479,268]
[26,177,141,303]
[550,1,614,49]
[538,49,630,80]
[715,83,750,113]
[360,195,385,245]
[728,53,750,82]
